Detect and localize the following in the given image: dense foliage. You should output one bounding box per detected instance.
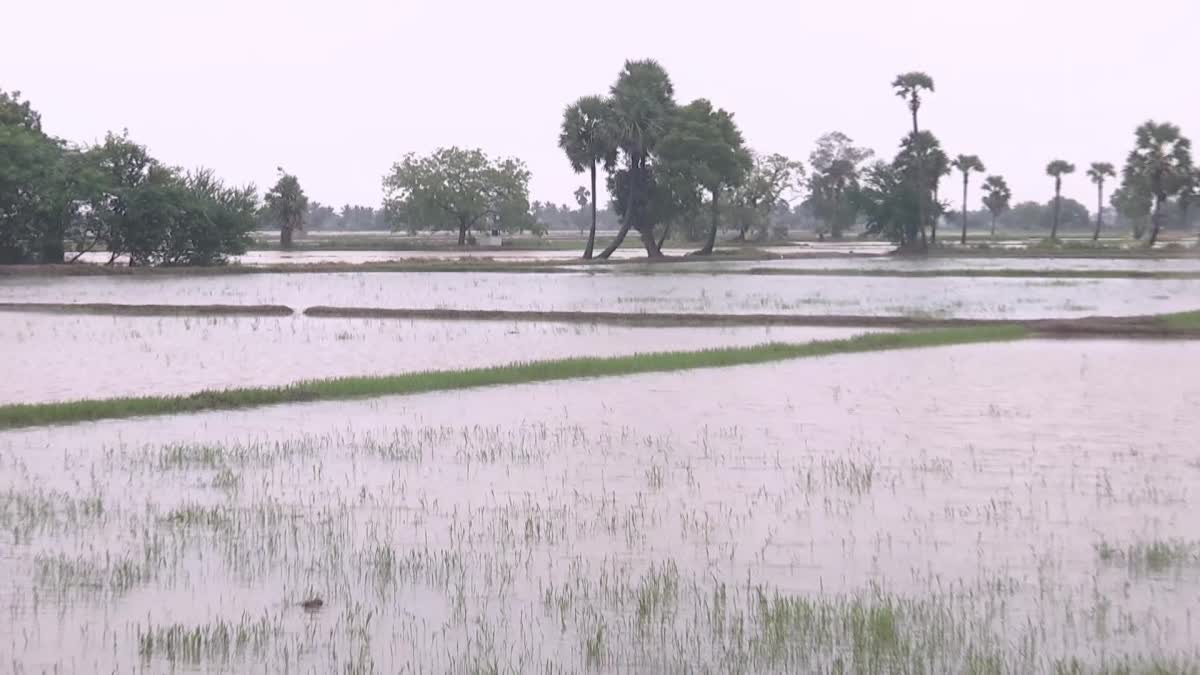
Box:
[0,90,256,265]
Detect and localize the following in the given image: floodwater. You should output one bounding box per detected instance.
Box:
[2,340,1198,672]
[3,269,1199,318]
[0,313,873,404]
[685,254,1200,274]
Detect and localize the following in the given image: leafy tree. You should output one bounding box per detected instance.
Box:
[597,60,678,259]
[729,153,804,242]
[0,90,64,263]
[950,154,986,244]
[1179,167,1199,240]
[654,99,751,254]
[1045,160,1076,240]
[1086,162,1116,241]
[1119,120,1193,246]
[558,96,616,259]
[805,132,873,239]
[383,147,531,245]
[858,160,917,246]
[980,175,1012,237]
[892,72,935,249]
[1111,184,1152,239]
[263,171,308,248]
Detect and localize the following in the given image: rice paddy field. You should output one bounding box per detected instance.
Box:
[4,269,1200,318]
[2,255,1199,674]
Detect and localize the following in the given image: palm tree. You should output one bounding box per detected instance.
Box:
[892,72,935,249]
[1085,162,1116,241]
[980,175,1012,237]
[263,170,308,249]
[1045,160,1076,241]
[558,96,615,259]
[1122,120,1194,247]
[951,154,986,245]
[597,60,676,259]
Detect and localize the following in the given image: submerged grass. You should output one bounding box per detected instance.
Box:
[0,326,1025,429]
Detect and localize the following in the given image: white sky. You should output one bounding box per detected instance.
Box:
[4,0,1197,213]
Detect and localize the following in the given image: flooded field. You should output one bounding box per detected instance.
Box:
[0,313,871,404]
[2,340,1197,673]
[4,270,1199,318]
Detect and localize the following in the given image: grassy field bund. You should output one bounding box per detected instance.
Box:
[0,327,1027,429]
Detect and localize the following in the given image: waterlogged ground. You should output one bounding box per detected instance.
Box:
[0,313,871,404]
[3,270,1200,318]
[3,340,1198,673]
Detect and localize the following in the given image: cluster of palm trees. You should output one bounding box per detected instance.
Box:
[885,73,1195,250]
[558,63,1196,259]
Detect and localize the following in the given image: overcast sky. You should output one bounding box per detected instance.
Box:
[5,0,1197,213]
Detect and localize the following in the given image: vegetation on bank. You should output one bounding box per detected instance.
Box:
[0,327,1027,429]
[5,63,1195,266]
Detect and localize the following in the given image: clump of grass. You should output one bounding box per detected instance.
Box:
[1095,539,1200,572]
[137,613,280,663]
[0,326,1029,429]
[34,551,153,595]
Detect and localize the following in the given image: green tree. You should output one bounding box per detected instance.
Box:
[1178,167,1198,240]
[597,60,678,259]
[950,154,986,244]
[1045,160,1076,241]
[0,90,66,263]
[980,175,1012,237]
[730,152,804,242]
[1120,120,1193,247]
[263,171,308,249]
[892,72,935,249]
[655,98,751,254]
[558,95,615,259]
[805,132,874,240]
[383,147,531,245]
[1085,162,1116,241]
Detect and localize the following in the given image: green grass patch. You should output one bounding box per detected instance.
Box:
[0,326,1026,429]
[1159,311,1200,331]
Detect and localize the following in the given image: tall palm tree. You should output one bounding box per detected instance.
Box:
[892,72,935,249]
[597,60,676,259]
[1122,120,1194,247]
[558,96,615,259]
[1045,160,1076,241]
[980,175,1012,238]
[950,154,986,245]
[264,170,308,249]
[1085,162,1116,241]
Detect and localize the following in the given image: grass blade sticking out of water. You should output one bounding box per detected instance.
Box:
[0,326,1028,430]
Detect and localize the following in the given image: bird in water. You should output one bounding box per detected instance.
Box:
[300,597,324,611]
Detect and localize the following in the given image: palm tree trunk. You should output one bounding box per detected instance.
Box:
[598,161,639,259]
[656,222,672,250]
[583,163,597,259]
[1051,181,1062,241]
[990,212,997,238]
[1148,197,1164,247]
[1093,183,1103,241]
[698,189,719,255]
[640,226,664,259]
[960,175,969,245]
[912,106,928,252]
[597,220,633,259]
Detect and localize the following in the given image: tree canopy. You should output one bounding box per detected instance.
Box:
[383,147,532,245]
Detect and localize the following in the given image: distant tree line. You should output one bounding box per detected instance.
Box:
[6,67,1198,265]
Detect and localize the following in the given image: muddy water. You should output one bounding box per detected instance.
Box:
[3,270,1199,318]
[0,313,872,404]
[2,340,1197,672]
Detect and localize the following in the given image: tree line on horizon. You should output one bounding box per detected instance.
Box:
[2,64,1197,265]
